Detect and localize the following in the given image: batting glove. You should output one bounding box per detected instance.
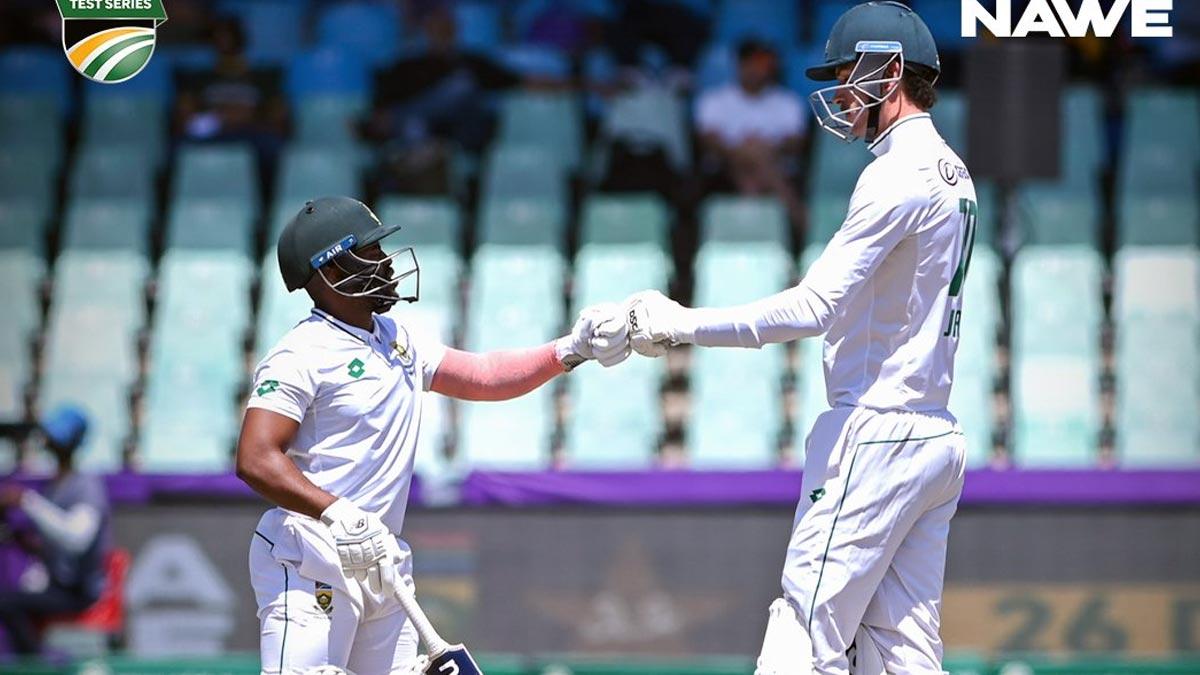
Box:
[555,303,631,370]
[625,290,689,358]
[320,498,396,594]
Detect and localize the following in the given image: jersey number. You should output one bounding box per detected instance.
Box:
[948,198,978,297]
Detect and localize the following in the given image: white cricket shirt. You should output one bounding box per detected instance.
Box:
[246,308,446,532]
[683,113,978,412]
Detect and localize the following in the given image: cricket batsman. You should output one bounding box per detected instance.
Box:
[235,196,627,674]
[614,3,974,672]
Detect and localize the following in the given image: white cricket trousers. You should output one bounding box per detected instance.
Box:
[249,508,419,675]
[784,406,966,675]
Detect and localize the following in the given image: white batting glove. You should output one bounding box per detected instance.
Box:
[401,655,430,675]
[624,290,688,357]
[320,498,396,594]
[555,303,631,370]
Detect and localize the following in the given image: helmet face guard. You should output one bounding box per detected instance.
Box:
[311,234,420,313]
[809,41,905,143]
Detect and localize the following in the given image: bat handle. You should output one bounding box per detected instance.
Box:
[392,576,452,656]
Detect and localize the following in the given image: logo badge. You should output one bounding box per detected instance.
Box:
[347,358,366,379]
[55,0,168,85]
[315,582,334,615]
[256,380,279,397]
[810,487,826,503]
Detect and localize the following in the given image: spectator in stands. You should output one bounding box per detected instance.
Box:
[696,40,806,227]
[173,15,288,191]
[0,406,110,656]
[360,4,522,193]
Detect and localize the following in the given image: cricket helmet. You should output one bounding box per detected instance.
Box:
[277,196,419,310]
[807,1,940,142]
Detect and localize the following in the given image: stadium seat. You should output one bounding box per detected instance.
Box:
[61,199,151,253]
[688,197,791,468]
[811,1,858,45]
[600,86,690,171]
[950,247,1001,467]
[1118,138,1196,197]
[932,90,966,156]
[1118,194,1200,248]
[465,246,565,352]
[0,96,64,162]
[564,196,672,467]
[499,45,570,80]
[0,248,45,418]
[1010,247,1104,466]
[1113,248,1200,466]
[255,250,316,359]
[1015,185,1101,248]
[809,133,872,198]
[496,93,582,169]
[294,95,369,149]
[275,146,361,209]
[70,147,156,203]
[0,146,57,223]
[457,389,554,470]
[286,48,370,104]
[0,48,70,113]
[715,0,798,48]
[79,95,165,165]
[1061,86,1105,186]
[375,197,462,306]
[316,1,403,66]
[912,0,970,51]
[456,2,502,52]
[171,144,259,207]
[0,198,48,255]
[695,44,736,92]
[220,0,305,65]
[166,199,254,252]
[482,145,568,205]
[1126,87,1200,153]
[141,250,251,472]
[478,197,566,248]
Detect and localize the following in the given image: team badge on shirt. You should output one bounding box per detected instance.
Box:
[391,325,417,370]
[256,380,279,396]
[315,581,334,615]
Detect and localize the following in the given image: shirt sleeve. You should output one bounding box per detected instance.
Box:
[246,347,317,423]
[695,90,721,135]
[682,163,929,348]
[405,324,448,392]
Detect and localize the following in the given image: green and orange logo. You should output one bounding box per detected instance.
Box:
[55,0,168,84]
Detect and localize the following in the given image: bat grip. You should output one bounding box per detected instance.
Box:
[392,577,452,656]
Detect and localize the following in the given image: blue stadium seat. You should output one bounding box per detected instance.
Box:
[932,90,967,157]
[715,0,798,48]
[220,1,305,65]
[456,2,502,52]
[1113,248,1200,466]
[0,48,71,113]
[0,147,58,222]
[0,97,64,165]
[1118,194,1200,248]
[295,95,369,148]
[70,147,156,202]
[690,197,791,468]
[912,0,970,51]
[141,249,252,472]
[499,45,570,79]
[483,145,568,205]
[811,1,857,44]
[167,199,255,252]
[287,47,370,103]
[1010,247,1104,466]
[79,95,165,166]
[171,144,260,208]
[564,196,672,468]
[316,2,403,66]
[458,389,555,470]
[61,199,151,254]
[1016,185,1101,248]
[497,92,582,169]
[694,43,736,92]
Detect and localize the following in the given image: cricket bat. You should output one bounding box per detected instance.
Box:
[392,576,483,675]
